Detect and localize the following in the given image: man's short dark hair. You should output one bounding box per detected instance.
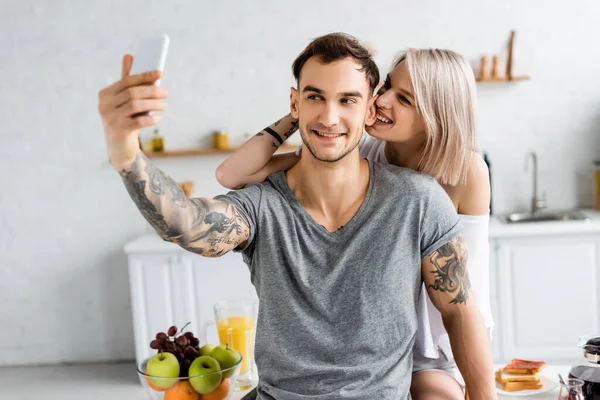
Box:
[292,32,380,94]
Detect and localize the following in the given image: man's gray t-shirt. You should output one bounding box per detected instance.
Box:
[216,160,459,400]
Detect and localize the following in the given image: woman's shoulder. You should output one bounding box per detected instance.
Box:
[359,134,386,162]
[455,152,491,215]
[359,134,383,149]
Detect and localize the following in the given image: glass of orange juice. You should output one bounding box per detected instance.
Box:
[202,299,258,391]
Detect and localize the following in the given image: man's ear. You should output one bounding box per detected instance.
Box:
[290,87,299,119]
[365,94,378,126]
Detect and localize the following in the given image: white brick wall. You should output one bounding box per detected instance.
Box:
[1,0,599,365]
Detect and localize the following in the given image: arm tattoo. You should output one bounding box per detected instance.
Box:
[427,236,471,305]
[121,168,171,234]
[121,161,184,242]
[183,200,249,256]
[263,127,284,144]
[145,161,186,208]
[271,142,279,149]
[257,117,297,141]
[119,152,249,257]
[284,120,299,139]
[193,205,242,240]
[190,198,209,225]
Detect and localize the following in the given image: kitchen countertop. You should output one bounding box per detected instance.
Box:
[0,362,568,400]
[125,209,600,253]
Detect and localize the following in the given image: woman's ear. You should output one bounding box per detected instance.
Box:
[290,87,299,119]
[365,94,378,126]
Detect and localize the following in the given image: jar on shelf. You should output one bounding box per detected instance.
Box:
[150,129,164,152]
[213,131,229,150]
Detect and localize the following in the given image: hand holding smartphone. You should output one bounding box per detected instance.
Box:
[98,35,171,169]
[128,34,170,117]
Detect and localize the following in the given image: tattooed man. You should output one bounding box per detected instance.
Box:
[98,33,495,400]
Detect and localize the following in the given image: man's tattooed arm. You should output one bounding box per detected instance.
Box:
[421,236,497,400]
[422,236,471,305]
[121,152,250,257]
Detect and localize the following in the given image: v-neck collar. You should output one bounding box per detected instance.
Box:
[273,160,375,237]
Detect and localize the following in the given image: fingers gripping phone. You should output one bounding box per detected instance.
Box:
[129,34,170,117]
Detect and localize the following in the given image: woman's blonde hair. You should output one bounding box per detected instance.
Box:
[394,48,476,186]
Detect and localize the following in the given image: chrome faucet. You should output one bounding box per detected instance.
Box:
[525,151,546,214]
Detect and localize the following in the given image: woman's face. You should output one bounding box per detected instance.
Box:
[365,60,426,143]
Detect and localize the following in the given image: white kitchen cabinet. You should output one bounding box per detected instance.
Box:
[125,236,257,366]
[490,233,600,364]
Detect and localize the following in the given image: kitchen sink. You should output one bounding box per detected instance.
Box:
[503,210,591,223]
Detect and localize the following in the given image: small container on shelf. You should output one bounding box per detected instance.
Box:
[492,55,502,79]
[150,129,164,152]
[213,131,229,150]
[479,56,490,80]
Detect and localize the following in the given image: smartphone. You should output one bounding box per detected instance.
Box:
[129,35,170,118]
[129,34,170,85]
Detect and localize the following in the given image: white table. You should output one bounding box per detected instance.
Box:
[230,365,570,400]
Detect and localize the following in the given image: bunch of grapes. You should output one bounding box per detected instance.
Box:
[149,322,201,377]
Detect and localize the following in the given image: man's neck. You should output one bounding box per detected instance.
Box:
[286,151,370,232]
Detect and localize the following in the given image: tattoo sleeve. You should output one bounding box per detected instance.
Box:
[120,152,250,257]
[426,236,471,305]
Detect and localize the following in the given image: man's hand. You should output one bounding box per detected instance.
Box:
[97,54,169,170]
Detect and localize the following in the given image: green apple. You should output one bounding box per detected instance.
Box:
[188,355,222,394]
[210,345,241,378]
[146,352,180,389]
[199,343,216,357]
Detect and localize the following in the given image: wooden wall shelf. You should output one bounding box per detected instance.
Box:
[144,144,297,159]
[476,75,530,83]
[476,31,530,83]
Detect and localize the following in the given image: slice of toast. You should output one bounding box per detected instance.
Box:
[503,358,547,374]
[496,369,540,384]
[501,381,544,392]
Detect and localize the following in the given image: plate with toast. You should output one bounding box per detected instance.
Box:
[496,359,558,396]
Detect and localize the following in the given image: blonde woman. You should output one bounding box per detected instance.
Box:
[217,48,493,400]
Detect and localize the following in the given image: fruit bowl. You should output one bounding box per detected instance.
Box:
[137,353,242,400]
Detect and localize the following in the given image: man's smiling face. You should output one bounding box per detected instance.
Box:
[290,56,376,163]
